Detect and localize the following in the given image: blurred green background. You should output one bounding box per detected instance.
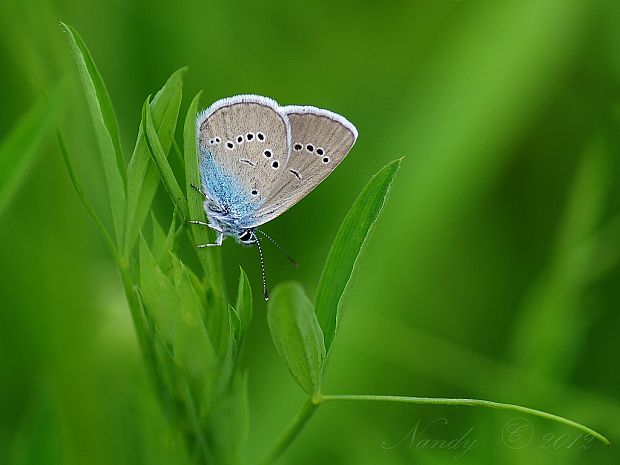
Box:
[1,0,619,464]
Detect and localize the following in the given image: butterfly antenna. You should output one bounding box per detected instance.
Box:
[256,229,299,268]
[255,234,269,301]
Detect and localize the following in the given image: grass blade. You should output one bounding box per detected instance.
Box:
[183,91,225,291]
[141,97,188,218]
[315,158,402,352]
[57,130,116,256]
[235,267,253,336]
[124,67,187,256]
[0,91,60,217]
[268,282,325,396]
[62,22,127,245]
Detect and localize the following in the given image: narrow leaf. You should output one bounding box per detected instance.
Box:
[183,91,224,291]
[268,282,325,396]
[139,235,179,344]
[57,130,116,256]
[315,158,402,352]
[62,22,126,244]
[173,262,218,391]
[141,98,188,218]
[124,67,187,255]
[0,91,60,217]
[150,210,180,269]
[228,305,241,343]
[235,267,253,336]
[207,373,250,464]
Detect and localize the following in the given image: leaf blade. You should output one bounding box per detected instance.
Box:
[124,67,187,256]
[141,97,188,218]
[183,91,225,293]
[235,267,253,336]
[0,91,60,217]
[315,158,402,352]
[268,282,325,396]
[62,22,127,245]
[57,130,116,256]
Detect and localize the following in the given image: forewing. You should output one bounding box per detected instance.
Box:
[246,105,357,227]
[197,95,291,210]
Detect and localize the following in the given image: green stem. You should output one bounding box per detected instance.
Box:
[320,394,610,447]
[181,382,212,465]
[258,399,319,465]
[259,393,609,465]
[117,259,163,396]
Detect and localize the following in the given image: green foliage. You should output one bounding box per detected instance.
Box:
[124,67,186,256]
[58,24,242,464]
[142,98,187,219]
[267,282,325,396]
[3,7,614,464]
[234,267,253,338]
[0,90,61,217]
[315,158,402,352]
[62,22,126,244]
[58,22,610,465]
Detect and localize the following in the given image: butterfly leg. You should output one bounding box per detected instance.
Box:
[196,231,223,247]
[189,220,223,232]
[189,220,210,227]
[190,184,207,198]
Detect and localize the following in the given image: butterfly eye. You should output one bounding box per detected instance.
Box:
[236,135,244,144]
[226,141,234,150]
[271,160,279,169]
[322,156,330,164]
[316,148,324,156]
[263,149,272,158]
[293,143,302,151]
[246,132,254,141]
[257,132,265,141]
[306,144,314,153]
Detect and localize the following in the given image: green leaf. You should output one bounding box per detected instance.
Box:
[141,97,188,218]
[139,236,218,409]
[235,267,253,336]
[124,67,187,256]
[268,282,325,396]
[183,91,225,291]
[0,91,60,217]
[57,131,116,256]
[150,210,180,270]
[207,373,249,465]
[139,235,179,344]
[315,158,402,352]
[228,304,241,344]
[62,22,126,245]
[173,261,218,390]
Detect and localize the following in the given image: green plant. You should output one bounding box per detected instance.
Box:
[58,22,609,465]
[0,89,61,217]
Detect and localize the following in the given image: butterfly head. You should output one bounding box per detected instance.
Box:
[238,229,256,245]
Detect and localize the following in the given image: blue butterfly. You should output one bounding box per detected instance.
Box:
[191,95,357,299]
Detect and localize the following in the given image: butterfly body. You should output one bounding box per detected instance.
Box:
[194,94,357,296]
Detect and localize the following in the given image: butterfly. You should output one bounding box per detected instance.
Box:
[191,95,358,299]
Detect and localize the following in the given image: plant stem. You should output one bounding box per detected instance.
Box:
[259,392,610,465]
[258,399,319,465]
[320,394,610,446]
[117,259,164,398]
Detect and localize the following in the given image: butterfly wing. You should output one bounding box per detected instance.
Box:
[246,105,358,227]
[197,95,291,220]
